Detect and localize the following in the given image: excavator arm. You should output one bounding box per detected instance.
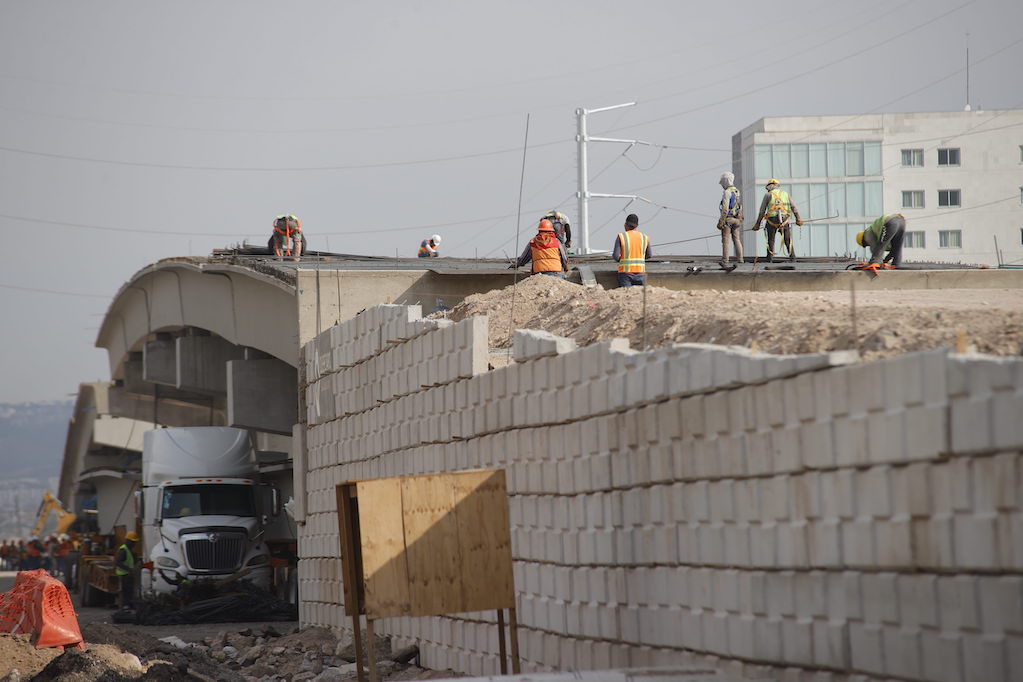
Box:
[31,491,76,537]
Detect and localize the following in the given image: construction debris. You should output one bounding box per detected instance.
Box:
[0,622,462,682]
[440,275,1023,360]
[127,580,298,626]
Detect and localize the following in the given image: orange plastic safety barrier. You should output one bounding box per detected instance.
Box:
[0,569,84,649]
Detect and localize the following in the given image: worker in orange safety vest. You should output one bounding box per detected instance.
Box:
[510,219,569,278]
[612,214,652,287]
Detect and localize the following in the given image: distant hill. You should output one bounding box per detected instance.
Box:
[0,401,73,481]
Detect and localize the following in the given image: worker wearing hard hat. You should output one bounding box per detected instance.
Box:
[115,531,140,610]
[717,172,743,266]
[542,210,572,248]
[511,219,570,278]
[418,234,442,258]
[613,214,652,287]
[857,213,906,269]
[752,179,803,262]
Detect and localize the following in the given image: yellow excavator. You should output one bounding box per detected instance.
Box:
[30,491,77,537]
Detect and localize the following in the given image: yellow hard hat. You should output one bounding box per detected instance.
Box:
[855,231,866,247]
[125,531,140,542]
[766,179,780,187]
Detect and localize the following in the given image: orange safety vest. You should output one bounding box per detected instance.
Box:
[529,232,563,273]
[617,230,649,273]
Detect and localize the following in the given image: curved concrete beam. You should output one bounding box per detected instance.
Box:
[96,261,298,379]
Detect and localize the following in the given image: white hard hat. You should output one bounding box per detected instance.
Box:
[431,234,442,244]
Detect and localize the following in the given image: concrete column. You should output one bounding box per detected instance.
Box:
[176,335,244,394]
[227,358,298,435]
[143,333,177,386]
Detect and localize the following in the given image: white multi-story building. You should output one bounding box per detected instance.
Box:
[731,109,1023,266]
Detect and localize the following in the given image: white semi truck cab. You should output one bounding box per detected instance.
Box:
[139,427,279,594]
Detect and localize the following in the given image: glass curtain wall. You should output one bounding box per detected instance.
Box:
[753,140,881,256]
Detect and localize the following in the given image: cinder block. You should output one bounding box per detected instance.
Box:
[920,629,965,682]
[953,513,1000,569]
[848,622,886,676]
[978,576,1023,634]
[882,625,923,680]
[897,574,939,629]
[937,575,981,632]
[861,572,899,625]
[812,619,850,669]
[961,632,1007,682]
[781,617,814,665]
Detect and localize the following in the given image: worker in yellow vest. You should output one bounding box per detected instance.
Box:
[511,219,569,278]
[752,179,803,262]
[857,213,906,268]
[115,531,140,610]
[612,214,652,287]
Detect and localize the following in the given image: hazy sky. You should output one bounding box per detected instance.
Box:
[1,0,1020,403]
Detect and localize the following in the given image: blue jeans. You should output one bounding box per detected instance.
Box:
[539,271,566,279]
[617,272,646,287]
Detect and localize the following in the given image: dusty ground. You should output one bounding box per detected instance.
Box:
[440,275,1023,361]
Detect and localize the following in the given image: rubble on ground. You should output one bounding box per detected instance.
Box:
[1,622,461,682]
[129,580,298,625]
[440,275,1023,360]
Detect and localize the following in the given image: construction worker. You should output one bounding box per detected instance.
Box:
[270,214,304,258]
[418,234,442,258]
[115,531,139,610]
[511,219,569,278]
[613,214,652,287]
[857,213,906,268]
[717,172,743,266]
[542,210,572,248]
[752,179,803,262]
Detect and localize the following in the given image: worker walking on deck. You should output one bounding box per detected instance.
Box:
[857,213,906,268]
[717,172,743,266]
[511,219,569,278]
[752,179,803,262]
[542,210,572,249]
[613,214,652,287]
[418,234,442,258]
[115,531,139,610]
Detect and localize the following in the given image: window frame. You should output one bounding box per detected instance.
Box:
[904,231,926,248]
[938,230,962,249]
[937,189,962,208]
[901,190,925,209]
[937,148,961,167]
[901,149,924,167]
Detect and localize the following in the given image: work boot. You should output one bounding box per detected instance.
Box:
[767,254,774,263]
[789,252,796,262]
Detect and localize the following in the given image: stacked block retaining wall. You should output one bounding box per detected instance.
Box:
[296,304,1023,682]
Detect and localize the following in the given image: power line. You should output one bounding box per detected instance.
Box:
[605,0,976,134]
[0,282,108,298]
[0,138,572,172]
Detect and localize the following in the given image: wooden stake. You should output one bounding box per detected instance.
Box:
[366,618,379,682]
[508,605,521,674]
[497,609,508,674]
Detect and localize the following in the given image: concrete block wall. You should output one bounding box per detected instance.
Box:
[298,304,1023,682]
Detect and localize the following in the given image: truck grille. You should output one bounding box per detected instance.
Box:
[184,533,245,571]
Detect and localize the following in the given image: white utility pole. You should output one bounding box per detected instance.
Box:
[576,101,648,254]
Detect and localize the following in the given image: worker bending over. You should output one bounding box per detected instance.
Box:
[418,234,442,258]
[857,213,906,268]
[613,213,652,287]
[511,219,569,278]
[752,179,803,262]
[542,210,572,248]
[717,172,743,266]
[271,214,303,258]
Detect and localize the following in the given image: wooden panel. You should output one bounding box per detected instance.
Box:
[335,483,361,615]
[401,474,464,617]
[355,478,412,618]
[451,470,515,612]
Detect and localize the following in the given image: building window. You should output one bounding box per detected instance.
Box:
[937,148,961,166]
[901,149,924,167]
[901,190,925,208]
[904,231,926,248]
[938,189,961,207]
[939,230,962,248]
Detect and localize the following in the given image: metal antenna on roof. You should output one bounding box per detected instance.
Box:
[965,32,972,112]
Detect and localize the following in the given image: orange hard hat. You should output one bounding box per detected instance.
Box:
[538,219,555,232]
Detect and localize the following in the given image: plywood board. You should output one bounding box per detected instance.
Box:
[401,473,464,617]
[355,478,412,618]
[451,469,515,612]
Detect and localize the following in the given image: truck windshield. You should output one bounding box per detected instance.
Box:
[161,484,255,518]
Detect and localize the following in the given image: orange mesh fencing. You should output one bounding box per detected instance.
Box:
[0,569,84,649]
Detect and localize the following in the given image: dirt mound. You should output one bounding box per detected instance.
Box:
[81,623,162,658]
[29,645,142,681]
[0,633,61,680]
[442,277,1023,360]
